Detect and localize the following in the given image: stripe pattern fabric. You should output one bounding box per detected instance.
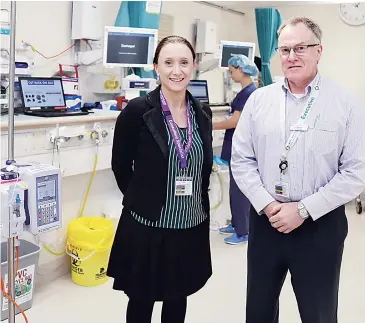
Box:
[131,102,207,229]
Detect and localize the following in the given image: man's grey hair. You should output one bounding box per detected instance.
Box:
[277,17,322,43]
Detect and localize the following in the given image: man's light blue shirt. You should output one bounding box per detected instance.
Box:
[231,74,365,220]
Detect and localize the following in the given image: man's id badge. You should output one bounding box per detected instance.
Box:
[290,123,309,132]
[274,181,290,198]
[175,177,193,196]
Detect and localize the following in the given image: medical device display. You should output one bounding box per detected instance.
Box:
[219,40,256,68]
[121,77,157,91]
[20,164,62,234]
[18,77,65,109]
[103,26,158,68]
[1,164,62,238]
[187,80,209,104]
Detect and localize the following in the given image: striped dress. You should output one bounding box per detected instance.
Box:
[131,102,207,229]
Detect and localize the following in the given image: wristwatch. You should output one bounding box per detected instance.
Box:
[298,202,309,220]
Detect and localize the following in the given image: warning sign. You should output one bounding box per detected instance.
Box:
[95,267,106,280]
[70,248,84,275]
[2,265,35,311]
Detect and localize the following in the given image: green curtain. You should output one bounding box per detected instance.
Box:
[255,8,283,86]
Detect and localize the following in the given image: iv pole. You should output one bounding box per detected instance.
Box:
[7,1,17,322]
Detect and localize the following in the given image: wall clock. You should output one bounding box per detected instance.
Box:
[339,2,365,26]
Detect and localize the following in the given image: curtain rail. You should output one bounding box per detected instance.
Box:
[195,1,246,16]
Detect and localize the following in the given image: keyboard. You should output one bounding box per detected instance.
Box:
[23,110,89,118]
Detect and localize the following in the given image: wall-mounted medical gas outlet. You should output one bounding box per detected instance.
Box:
[49,125,86,143]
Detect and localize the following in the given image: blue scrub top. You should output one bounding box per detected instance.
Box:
[221,83,256,162]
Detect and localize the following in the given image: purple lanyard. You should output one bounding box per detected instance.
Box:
[160,91,193,169]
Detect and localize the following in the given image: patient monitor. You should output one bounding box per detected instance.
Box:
[188,80,209,104]
[219,40,256,68]
[103,26,158,69]
[103,26,159,99]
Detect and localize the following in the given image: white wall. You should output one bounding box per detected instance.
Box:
[162,1,258,44]
[268,4,365,101]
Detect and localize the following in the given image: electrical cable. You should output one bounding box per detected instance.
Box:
[56,143,61,169]
[80,58,103,67]
[78,143,98,218]
[22,39,90,60]
[41,137,99,258]
[41,243,66,257]
[85,40,93,51]
[210,164,224,211]
[51,140,56,166]
[25,41,79,59]
[209,162,225,231]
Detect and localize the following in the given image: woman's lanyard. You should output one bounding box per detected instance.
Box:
[160,91,193,170]
[279,77,321,174]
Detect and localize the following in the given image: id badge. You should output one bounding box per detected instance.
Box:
[274,181,290,198]
[175,177,193,196]
[290,124,309,132]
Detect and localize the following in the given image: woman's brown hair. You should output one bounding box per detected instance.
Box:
[153,36,196,64]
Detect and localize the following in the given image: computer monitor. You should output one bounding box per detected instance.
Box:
[103,26,158,68]
[219,40,256,68]
[18,77,66,111]
[187,80,209,104]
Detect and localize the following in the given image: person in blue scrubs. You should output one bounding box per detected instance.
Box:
[213,55,258,245]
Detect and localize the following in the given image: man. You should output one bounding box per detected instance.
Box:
[231,17,365,323]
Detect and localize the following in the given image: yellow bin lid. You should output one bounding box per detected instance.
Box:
[67,216,114,252]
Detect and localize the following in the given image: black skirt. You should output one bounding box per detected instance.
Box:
[107,209,212,301]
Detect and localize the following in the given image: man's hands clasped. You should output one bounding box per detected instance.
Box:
[264,201,305,234]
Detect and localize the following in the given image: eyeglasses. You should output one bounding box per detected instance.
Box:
[276,44,320,57]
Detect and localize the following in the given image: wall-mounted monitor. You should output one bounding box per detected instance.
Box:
[103,26,158,68]
[219,40,256,68]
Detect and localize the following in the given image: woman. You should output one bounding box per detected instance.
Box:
[107,36,213,323]
[213,54,258,245]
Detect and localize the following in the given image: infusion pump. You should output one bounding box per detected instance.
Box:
[22,164,62,234]
[1,163,62,237]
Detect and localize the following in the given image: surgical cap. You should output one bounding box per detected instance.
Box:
[227,55,259,77]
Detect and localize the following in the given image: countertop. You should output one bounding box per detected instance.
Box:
[0,106,230,132]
